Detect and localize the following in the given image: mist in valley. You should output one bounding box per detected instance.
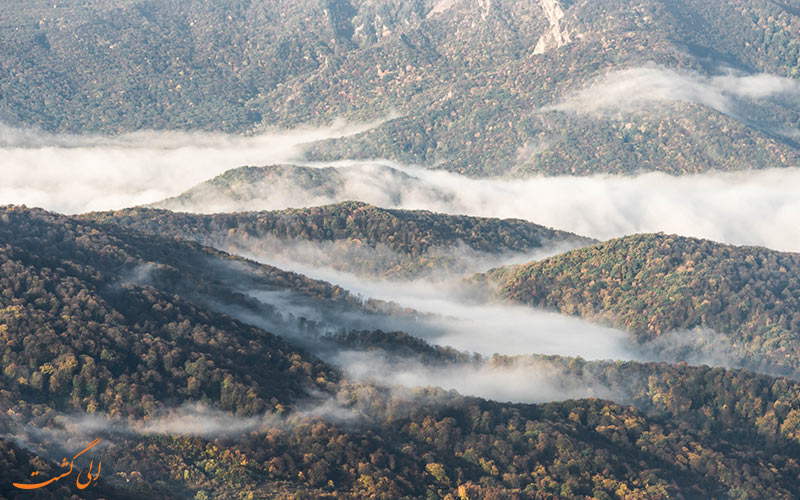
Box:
[212,247,765,402]
[3,119,800,252]
[289,161,800,254]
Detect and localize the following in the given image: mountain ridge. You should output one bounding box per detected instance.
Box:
[85,200,593,279]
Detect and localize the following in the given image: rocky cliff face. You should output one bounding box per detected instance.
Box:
[533,0,573,54]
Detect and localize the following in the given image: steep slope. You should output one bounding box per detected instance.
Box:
[492,233,800,375]
[86,201,592,279]
[3,0,800,175]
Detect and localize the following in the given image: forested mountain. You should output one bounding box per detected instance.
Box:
[85,201,592,279]
[3,0,800,175]
[8,205,800,498]
[7,0,800,497]
[490,233,800,376]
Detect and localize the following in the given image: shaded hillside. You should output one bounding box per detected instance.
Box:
[0,205,339,417]
[3,0,800,174]
[87,201,592,279]
[11,377,800,499]
[0,438,149,500]
[492,233,800,375]
[151,382,800,499]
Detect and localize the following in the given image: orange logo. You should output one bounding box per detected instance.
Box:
[13,438,102,491]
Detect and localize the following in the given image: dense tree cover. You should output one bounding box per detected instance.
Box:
[0,205,343,417]
[1,203,407,316]
[308,91,800,176]
[325,331,800,456]
[232,384,800,499]
[20,380,800,500]
[497,354,800,452]
[2,0,799,175]
[493,233,800,375]
[86,201,590,279]
[323,329,482,365]
[8,206,800,497]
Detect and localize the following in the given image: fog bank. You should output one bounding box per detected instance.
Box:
[141,156,800,253]
[0,120,381,213]
[297,161,800,253]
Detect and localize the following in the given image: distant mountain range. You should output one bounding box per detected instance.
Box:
[3,0,800,175]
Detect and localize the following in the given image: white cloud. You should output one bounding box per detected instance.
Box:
[0,119,383,214]
[160,159,800,253]
[333,350,621,404]
[546,65,800,119]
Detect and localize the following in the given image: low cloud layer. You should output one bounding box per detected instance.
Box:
[9,396,363,456]
[0,120,381,214]
[171,159,800,253]
[10,326,759,458]
[391,164,800,253]
[328,327,756,405]
[223,251,770,384]
[220,234,585,281]
[3,124,800,253]
[334,350,621,404]
[545,65,800,132]
[212,242,631,357]
[300,268,635,360]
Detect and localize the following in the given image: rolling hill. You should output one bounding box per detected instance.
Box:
[149,163,452,214]
[86,201,593,279]
[0,205,340,418]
